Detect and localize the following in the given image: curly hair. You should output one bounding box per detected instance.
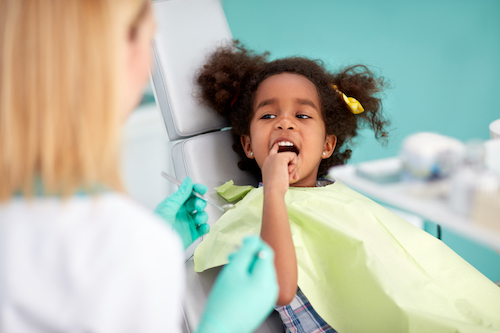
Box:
[197,41,389,180]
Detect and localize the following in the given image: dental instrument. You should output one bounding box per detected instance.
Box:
[161,172,235,212]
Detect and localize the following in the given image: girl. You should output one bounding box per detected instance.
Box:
[194,42,500,333]
[0,2,277,332]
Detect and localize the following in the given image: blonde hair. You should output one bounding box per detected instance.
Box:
[0,0,149,200]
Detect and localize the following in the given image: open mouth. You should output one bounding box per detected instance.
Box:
[277,141,300,155]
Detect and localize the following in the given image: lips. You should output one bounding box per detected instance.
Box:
[277,141,300,155]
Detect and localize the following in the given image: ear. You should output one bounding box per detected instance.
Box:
[322,134,337,159]
[240,135,254,159]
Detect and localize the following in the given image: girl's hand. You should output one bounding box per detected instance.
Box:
[261,143,299,197]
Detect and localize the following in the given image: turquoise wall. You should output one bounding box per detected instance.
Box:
[222,0,500,164]
[222,1,500,281]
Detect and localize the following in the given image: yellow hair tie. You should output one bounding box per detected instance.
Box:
[331,84,364,114]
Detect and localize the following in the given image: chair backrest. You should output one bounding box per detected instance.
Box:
[151,0,230,141]
[151,0,259,258]
[150,1,281,332]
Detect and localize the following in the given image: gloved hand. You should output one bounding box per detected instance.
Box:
[197,236,278,333]
[154,177,209,249]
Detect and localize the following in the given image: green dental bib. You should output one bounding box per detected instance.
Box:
[194,181,500,333]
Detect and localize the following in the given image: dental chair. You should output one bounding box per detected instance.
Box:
[150,0,283,332]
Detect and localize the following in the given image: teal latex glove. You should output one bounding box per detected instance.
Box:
[154,177,209,249]
[197,236,278,333]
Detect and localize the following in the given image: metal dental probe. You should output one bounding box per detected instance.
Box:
[161,172,235,212]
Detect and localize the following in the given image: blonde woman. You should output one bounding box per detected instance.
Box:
[0,0,277,332]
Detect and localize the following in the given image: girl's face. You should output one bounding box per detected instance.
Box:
[241,73,336,187]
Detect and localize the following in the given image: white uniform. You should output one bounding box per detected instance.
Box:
[0,193,184,333]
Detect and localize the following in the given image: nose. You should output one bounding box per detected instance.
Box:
[276,115,295,130]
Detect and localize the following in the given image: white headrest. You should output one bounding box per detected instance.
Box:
[151,0,231,140]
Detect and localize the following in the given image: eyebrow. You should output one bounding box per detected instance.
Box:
[255,98,319,110]
[296,98,319,111]
[256,98,277,110]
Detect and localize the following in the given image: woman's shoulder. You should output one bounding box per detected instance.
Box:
[89,192,182,243]
[1,192,182,259]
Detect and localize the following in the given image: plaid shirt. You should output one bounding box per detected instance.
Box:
[274,287,338,333]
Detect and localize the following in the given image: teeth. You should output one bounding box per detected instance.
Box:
[278,141,294,147]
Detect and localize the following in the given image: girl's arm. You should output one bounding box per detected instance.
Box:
[260,145,299,305]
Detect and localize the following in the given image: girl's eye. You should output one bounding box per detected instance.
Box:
[261,114,276,119]
[297,114,311,119]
